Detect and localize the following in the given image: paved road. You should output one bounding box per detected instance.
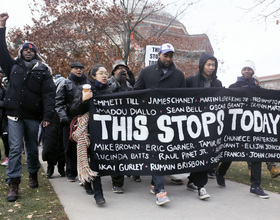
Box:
[39,151,280,220]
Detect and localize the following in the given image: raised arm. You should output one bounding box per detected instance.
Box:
[0,13,15,79]
[0,13,9,27]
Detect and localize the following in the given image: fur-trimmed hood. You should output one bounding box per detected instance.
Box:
[16,42,52,74]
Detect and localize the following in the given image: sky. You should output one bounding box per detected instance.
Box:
[2,0,280,87]
[180,0,280,87]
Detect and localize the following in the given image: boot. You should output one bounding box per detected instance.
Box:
[46,164,54,178]
[7,178,21,202]
[270,166,280,178]
[93,176,106,205]
[29,172,39,188]
[84,181,94,195]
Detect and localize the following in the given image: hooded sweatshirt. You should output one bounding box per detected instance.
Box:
[185,53,222,88]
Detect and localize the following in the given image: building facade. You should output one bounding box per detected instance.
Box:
[132,7,214,76]
[258,74,280,90]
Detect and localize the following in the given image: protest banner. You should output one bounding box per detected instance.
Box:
[89,87,280,176]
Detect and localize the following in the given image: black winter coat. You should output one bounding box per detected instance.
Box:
[108,76,133,92]
[229,76,259,88]
[134,60,185,89]
[70,79,112,116]
[42,111,65,165]
[185,53,222,88]
[0,28,55,121]
[42,78,65,165]
[55,73,88,122]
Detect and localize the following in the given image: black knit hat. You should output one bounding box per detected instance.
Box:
[21,42,38,53]
[70,62,84,69]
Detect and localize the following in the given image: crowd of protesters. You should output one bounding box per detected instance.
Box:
[0,12,280,206]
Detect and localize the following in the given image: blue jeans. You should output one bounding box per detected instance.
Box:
[6,118,40,182]
[151,175,164,194]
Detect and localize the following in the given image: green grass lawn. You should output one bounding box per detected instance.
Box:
[223,161,280,193]
[0,142,68,220]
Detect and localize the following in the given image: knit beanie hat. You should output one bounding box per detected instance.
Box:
[21,42,38,53]
[241,60,256,73]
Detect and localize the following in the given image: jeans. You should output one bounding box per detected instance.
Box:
[250,162,261,187]
[6,118,40,181]
[151,175,164,194]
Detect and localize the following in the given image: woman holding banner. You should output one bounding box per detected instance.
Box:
[70,64,112,205]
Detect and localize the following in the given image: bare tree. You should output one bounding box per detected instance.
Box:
[242,0,280,26]
[102,0,198,64]
[7,0,198,76]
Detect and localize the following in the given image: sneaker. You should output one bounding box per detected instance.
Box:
[133,176,142,182]
[250,186,269,199]
[186,182,198,192]
[150,185,155,195]
[67,176,76,182]
[171,179,184,185]
[112,186,124,193]
[207,170,216,179]
[156,190,170,205]
[1,157,8,166]
[198,187,210,200]
[216,172,226,188]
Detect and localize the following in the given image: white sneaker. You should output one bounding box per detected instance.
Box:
[198,187,210,200]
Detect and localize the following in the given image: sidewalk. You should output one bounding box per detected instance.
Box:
[39,151,280,220]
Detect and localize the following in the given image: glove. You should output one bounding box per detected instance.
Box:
[116,70,127,83]
[126,70,135,86]
[60,116,69,126]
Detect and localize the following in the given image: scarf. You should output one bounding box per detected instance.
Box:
[92,79,108,90]
[21,58,38,70]
[72,112,98,184]
[68,72,87,84]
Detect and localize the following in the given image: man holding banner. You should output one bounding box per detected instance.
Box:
[134,43,185,205]
[185,53,222,200]
[216,60,269,199]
